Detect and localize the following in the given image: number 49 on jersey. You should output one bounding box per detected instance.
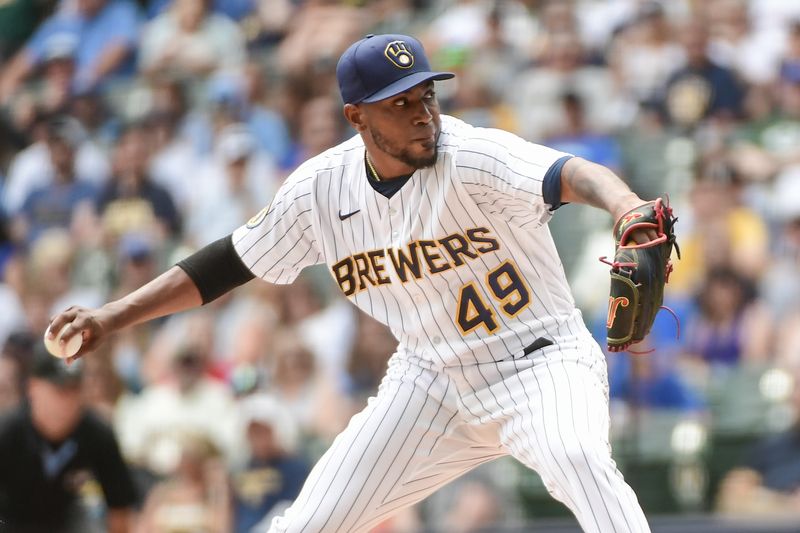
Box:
[455,260,531,335]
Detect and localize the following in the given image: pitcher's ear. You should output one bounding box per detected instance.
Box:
[343,104,366,132]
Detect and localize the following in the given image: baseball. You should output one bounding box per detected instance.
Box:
[43,324,83,359]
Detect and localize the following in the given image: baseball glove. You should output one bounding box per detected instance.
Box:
[602,198,679,352]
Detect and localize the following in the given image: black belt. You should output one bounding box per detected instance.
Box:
[522,337,554,356]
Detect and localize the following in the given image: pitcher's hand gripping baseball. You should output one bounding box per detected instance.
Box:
[46,306,113,361]
[602,197,679,352]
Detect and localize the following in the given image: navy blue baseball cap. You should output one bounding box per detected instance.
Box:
[336,34,454,104]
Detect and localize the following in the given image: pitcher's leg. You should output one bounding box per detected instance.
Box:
[502,357,650,533]
[269,360,504,533]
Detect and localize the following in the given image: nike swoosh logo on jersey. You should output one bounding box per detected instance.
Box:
[338,209,361,221]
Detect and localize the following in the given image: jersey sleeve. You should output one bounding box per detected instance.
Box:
[454,127,571,229]
[231,171,323,284]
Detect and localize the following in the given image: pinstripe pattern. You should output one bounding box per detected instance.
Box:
[230,116,650,532]
[270,355,505,533]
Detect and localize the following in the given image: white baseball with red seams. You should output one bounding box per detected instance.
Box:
[232,115,650,532]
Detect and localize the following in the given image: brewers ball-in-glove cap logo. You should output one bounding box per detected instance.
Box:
[384,40,414,68]
[336,34,454,104]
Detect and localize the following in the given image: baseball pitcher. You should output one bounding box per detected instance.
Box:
[49,34,678,532]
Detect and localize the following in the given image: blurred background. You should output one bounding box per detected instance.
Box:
[2,0,800,531]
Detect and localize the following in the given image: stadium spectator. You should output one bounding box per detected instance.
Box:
[0,351,137,533]
[142,111,201,218]
[541,90,626,278]
[682,267,772,368]
[716,368,800,517]
[231,394,309,533]
[266,330,352,443]
[345,311,397,402]
[93,234,162,392]
[81,343,128,423]
[203,69,292,165]
[609,352,705,412]
[14,118,99,243]
[608,2,684,104]
[24,229,105,336]
[187,124,277,247]
[426,0,536,59]
[96,122,181,241]
[115,315,239,469]
[705,0,788,85]
[275,0,366,84]
[139,0,246,80]
[209,287,280,375]
[137,431,231,533]
[4,114,109,222]
[668,173,769,295]
[545,91,623,172]
[3,34,80,132]
[0,0,141,103]
[0,331,35,386]
[512,28,622,141]
[146,74,210,156]
[273,273,356,384]
[282,94,349,172]
[730,57,800,183]
[662,20,745,128]
[438,4,527,133]
[68,88,118,150]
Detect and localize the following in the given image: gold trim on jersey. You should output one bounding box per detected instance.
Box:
[246,205,270,229]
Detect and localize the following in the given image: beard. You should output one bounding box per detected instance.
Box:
[370,127,439,170]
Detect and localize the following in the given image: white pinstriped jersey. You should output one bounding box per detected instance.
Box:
[232,115,583,368]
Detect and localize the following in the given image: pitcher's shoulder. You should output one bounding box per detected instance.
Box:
[440,116,526,155]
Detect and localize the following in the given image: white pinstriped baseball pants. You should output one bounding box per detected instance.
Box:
[269,343,650,533]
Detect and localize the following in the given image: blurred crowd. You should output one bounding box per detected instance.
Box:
[2,0,800,531]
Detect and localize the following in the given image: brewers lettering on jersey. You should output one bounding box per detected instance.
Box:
[49,34,658,532]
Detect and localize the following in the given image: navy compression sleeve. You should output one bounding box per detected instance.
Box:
[542,155,573,211]
[176,235,255,304]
